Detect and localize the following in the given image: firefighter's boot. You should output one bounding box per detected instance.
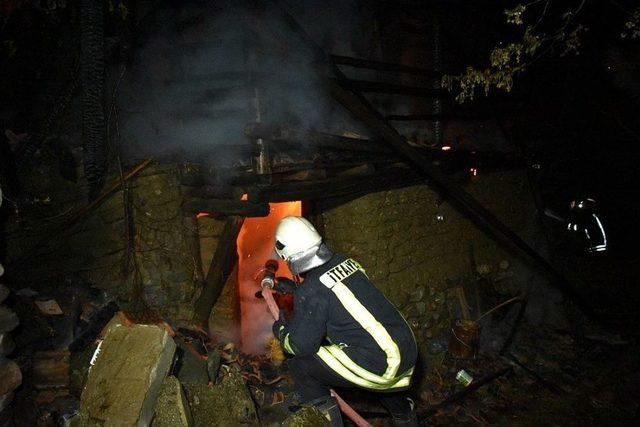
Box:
[389,397,419,426]
[309,395,343,427]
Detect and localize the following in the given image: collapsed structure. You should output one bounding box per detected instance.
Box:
[3,0,627,425]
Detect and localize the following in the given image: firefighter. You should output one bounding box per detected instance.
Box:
[271,216,418,426]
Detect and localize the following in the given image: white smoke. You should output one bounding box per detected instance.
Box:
[118,0,369,165]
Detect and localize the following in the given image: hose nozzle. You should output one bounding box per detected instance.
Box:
[260,259,279,289]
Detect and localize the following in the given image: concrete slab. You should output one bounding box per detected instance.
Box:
[78,322,176,426]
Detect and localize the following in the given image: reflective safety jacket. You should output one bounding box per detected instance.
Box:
[273,254,417,390]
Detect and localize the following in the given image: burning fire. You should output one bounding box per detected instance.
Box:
[236,201,301,354]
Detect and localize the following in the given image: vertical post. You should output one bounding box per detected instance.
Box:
[192,216,245,329]
[81,0,107,199]
[252,87,272,176]
[431,14,443,146]
[244,9,272,181]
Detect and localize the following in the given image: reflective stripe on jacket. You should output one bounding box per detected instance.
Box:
[274,254,417,390]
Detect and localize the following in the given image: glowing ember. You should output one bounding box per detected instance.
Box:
[236,201,301,354]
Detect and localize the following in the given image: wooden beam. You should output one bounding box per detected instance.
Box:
[182,185,243,201]
[245,123,392,154]
[247,167,420,203]
[386,113,494,121]
[268,158,389,176]
[335,78,447,98]
[192,216,244,329]
[331,54,438,77]
[182,199,269,217]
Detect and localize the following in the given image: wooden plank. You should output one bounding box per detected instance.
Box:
[335,78,447,98]
[245,123,392,154]
[386,113,494,121]
[331,54,437,76]
[192,216,244,328]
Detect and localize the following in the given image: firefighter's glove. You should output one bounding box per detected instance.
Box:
[272,310,288,339]
[274,277,296,294]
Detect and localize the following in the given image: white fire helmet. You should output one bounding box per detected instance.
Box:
[274,216,333,275]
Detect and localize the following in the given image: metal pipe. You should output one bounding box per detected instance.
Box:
[252,87,271,175]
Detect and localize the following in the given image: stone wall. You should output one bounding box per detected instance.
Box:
[322,171,538,302]
[4,163,203,323]
[4,159,547,353]
[321,171,546,386]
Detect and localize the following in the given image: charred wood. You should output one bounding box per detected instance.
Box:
[182,199,269,217]
[279,168,327,182]
[499,288,530,355]
[334,163,376,177]
[182,184,241,200]
[270,155,399,174]
[247,167,421,203]
[245,123,392,154]
[386,113,493,121]
[81,0,107,200]
[421,367,513,417]
[316,170,423,212]
[331,54,438,77]
[193,216,244,328]
[335,78,447,98]
[504,353,566,394]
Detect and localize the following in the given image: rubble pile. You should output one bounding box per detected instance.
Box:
[2,267,638,426]
[2,275,117,425]
[3,280,329,427]
[414,323,639,425]
[0,266,22,426]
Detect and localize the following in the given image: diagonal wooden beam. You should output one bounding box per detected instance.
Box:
[334,78,447,98]
[331,54,438,76]
[247,166,420,203]
[182,199,269,217]
[268,0,597,319]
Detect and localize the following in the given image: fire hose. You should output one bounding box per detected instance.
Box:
[258,260,371,427]
[259,260,282,319]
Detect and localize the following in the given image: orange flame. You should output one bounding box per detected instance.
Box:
[236,201,301,354]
